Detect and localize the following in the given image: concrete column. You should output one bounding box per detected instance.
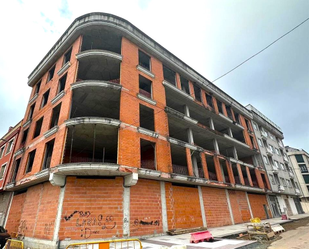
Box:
[213,138,220,154]
[160,182,168,232]
[232,147,238,160]
[184,105,190,117]
[225,189,235,225]
[198,186,207,227]
[53,186,66,242]
[3,192,13,227]
[192,155,199,177]
[209,118,215,130]
[228,128,233,137]
[246,192,254,219]
[123,187,130,237]
[187,128,194,145]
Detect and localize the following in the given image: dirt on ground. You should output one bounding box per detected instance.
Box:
[227,217,309,249]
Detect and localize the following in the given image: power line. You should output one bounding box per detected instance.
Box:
[212,17,309,82]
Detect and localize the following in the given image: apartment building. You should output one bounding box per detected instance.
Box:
[4,13,272,248]
[0,122,21,226]
[246,104,303,217]
[286,146,309,212]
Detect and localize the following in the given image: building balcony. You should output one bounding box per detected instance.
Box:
[278,185,285,191]
[283,155,289,162]
[289,171,294,178]
[295,188,301,195]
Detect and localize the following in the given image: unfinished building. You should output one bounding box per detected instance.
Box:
[4,13,272,248]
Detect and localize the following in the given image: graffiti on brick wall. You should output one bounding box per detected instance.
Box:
[44,222,54,236]
[17,220,27,238]
[64,211,116,239]
[131,217,160,232]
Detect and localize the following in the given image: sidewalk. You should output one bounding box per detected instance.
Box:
[141,213,309,249]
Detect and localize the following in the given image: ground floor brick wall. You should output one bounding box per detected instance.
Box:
[130,179,163,236]
[228,190,251,224]
[6,191,26,234]
[59,177,124,240]
[5,182,59,240]
[166,183,203,229]
[248,193,271,219]
[202,187,232,227]
[0,192,12,226]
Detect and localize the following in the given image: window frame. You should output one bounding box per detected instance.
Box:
[5,139,14,155]
[138,50,151,71]
[0,163,7,180]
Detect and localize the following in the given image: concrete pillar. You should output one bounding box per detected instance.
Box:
[209,118,215,130]
[198,186,207,227]
[184,105,190,117]
[187,128,194,145]
[228,128,233,137]
[246,192,254,219]
[213,138,220,154]
[192,155,199,177]
[225,190,235,225]
[123,187,130,237]
[160,182,168,232]
[53,186,66,242]
[232,147,238,160]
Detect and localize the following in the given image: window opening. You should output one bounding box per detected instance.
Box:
[205,93,213,108]
[193,83,201,102]
[140,139,156,170]
[163,65,176,86]
[295,154,304,163]
[58,73,67,93]
[138,50,150,70]
[12,158,21,182]
[140,105,154,131]
[226,106,234,120]
[35,80,41,94]
[64,47,72,65]
[21,129,29,145]
[28,104,35,120]
[42,139,55,170]
[47,65,56,82]
[50,103,62,129]
[33,117,43,138]
[139,75,152,98]
[26,150,36,173]
[234,112,240,124]
[41,89,50,108]
[180,76,190,94]
[0,147,4,158]
[0,164,6,179]
[5,140,13,154]
[217,100,223,114]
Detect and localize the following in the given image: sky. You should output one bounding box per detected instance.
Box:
[0,0,308,151]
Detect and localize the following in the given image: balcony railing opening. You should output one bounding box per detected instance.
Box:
[206,155,217,181]
[81,28,121,54]
[71,86,120,119]
[233,130,246,144]
[220,159,230,183]
[77,57,120,83]
[232,163,241,184]
[171,145,188,175]
[63,124,118,164]
[241,166,250,186]
[249,168,259,187]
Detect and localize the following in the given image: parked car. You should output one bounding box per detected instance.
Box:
[0,226,10,248]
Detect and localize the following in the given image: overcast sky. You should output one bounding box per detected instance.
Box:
[0,0,308,151]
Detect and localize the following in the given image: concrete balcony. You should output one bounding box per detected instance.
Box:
[289,171,294,178]
[295,188,301,195]
[272,165,279,173]
[261,131,268,138]
[279,185,285,191]
[283,155,289,162]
